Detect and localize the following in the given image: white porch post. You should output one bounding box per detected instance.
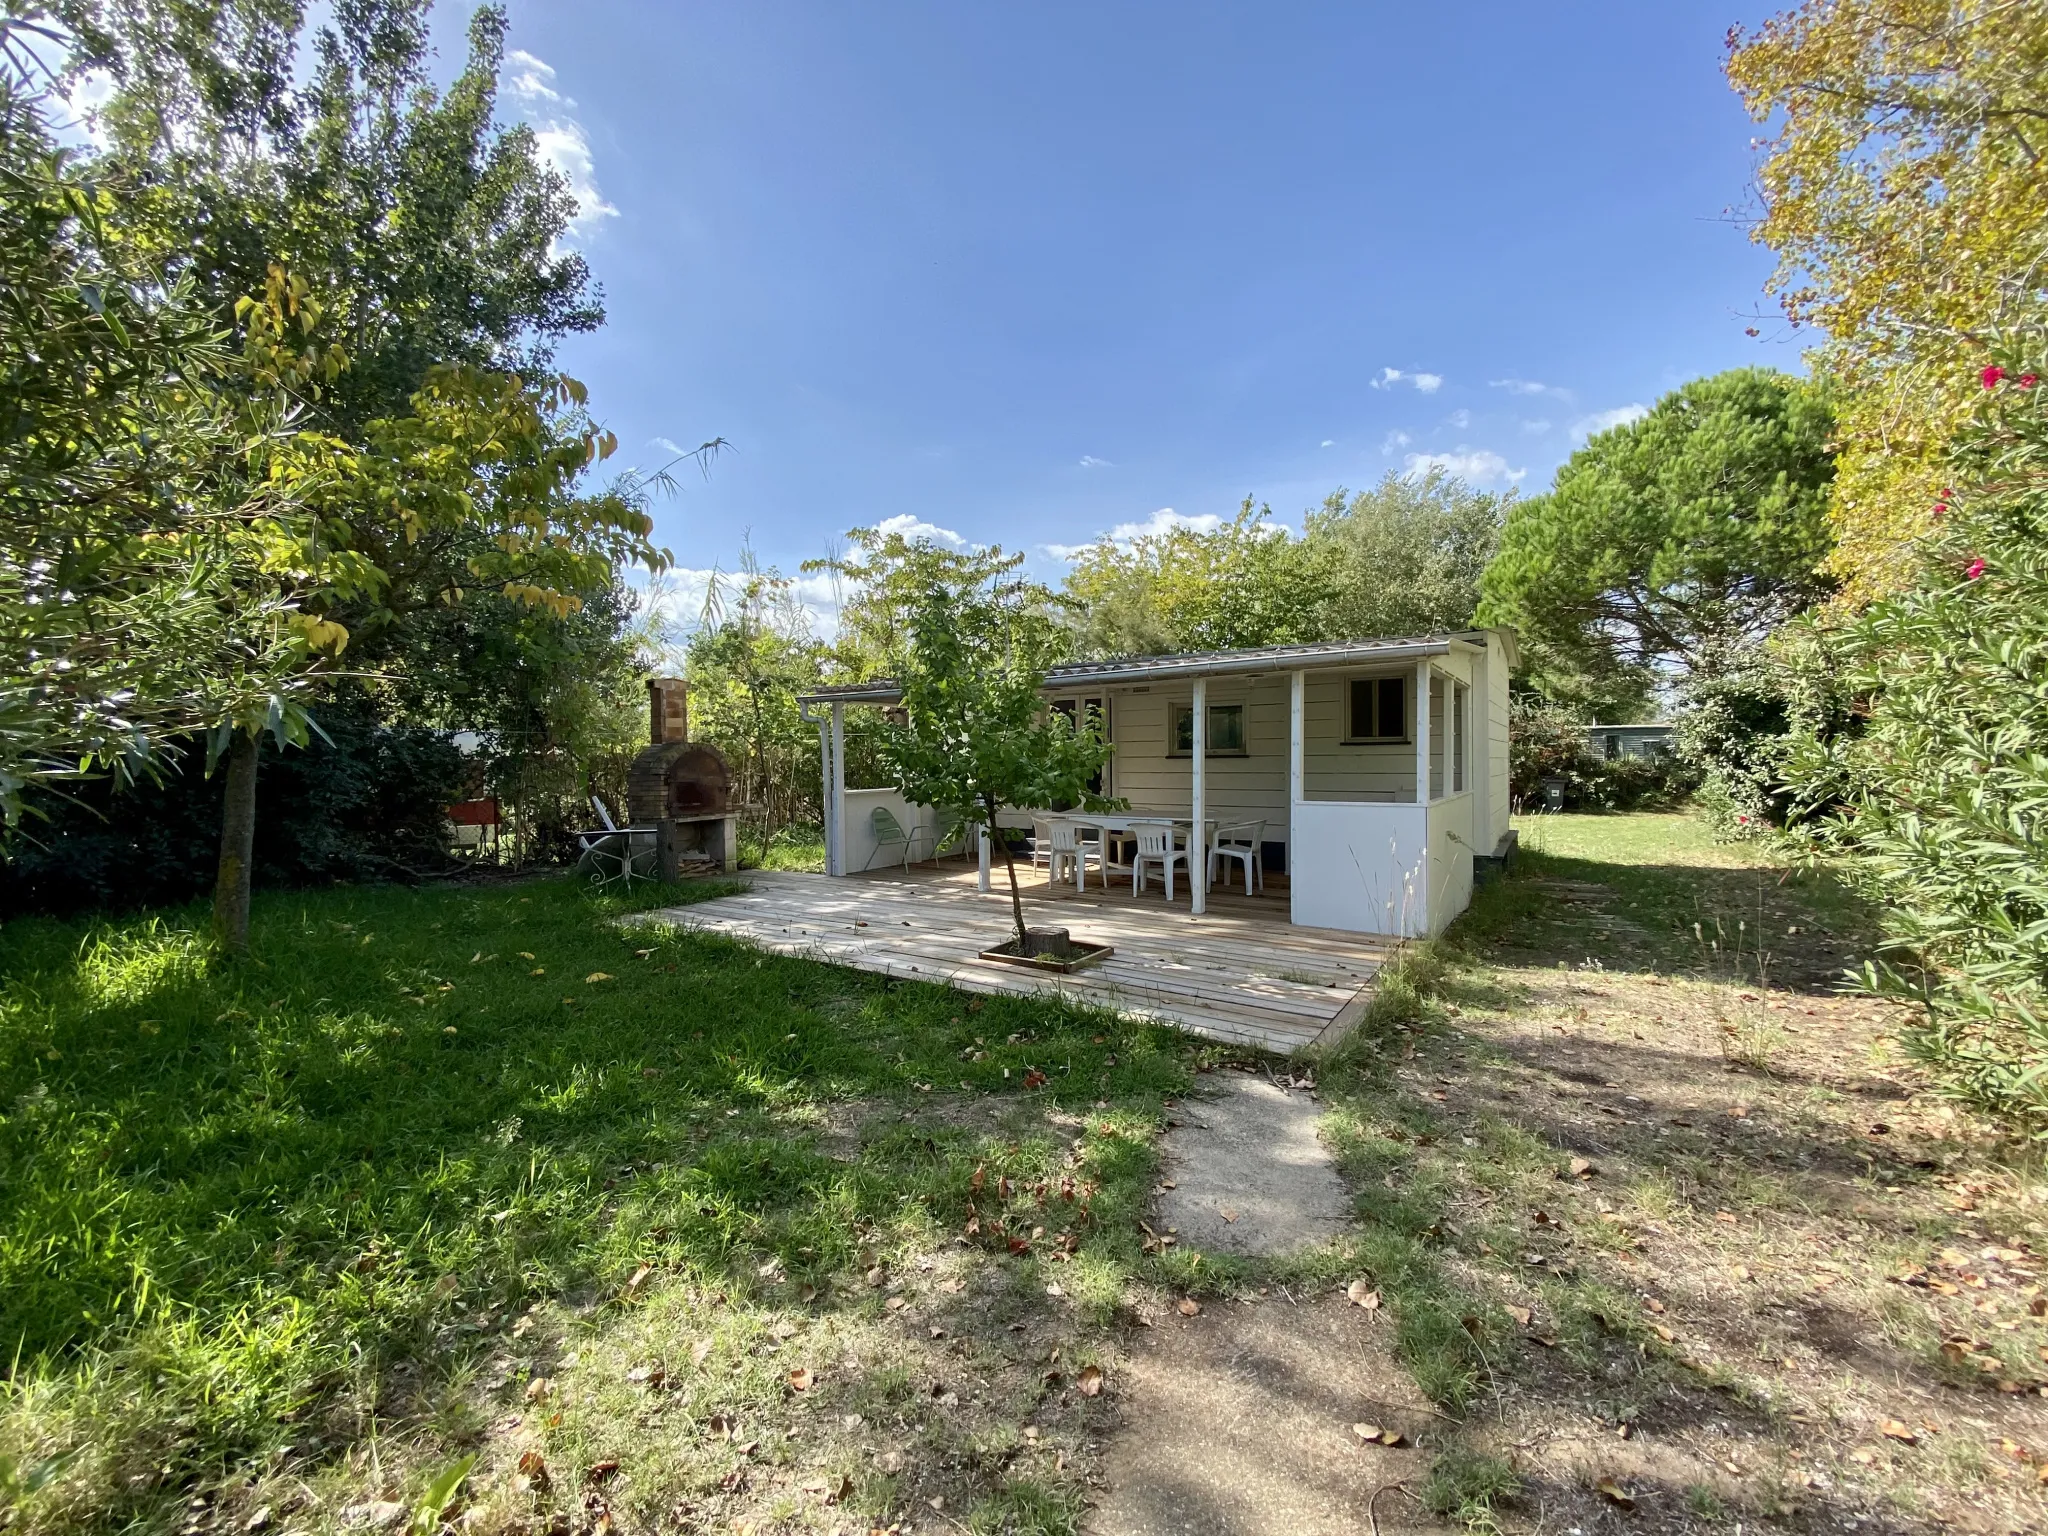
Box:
[1289,670,1305,805]
[977,824,991,891]
[829,703,847,876]
[1190,677,1206,914]
[817,714,835,875]
[1289,670,1305,926]
[1414,660,1432,805]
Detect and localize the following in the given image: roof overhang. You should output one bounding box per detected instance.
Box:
[798,630,1502,707]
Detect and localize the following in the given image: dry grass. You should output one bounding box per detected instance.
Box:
[1318,813,2048,1536]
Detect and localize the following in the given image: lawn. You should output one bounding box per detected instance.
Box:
[1311,811,2048,1535]
[0,874,1192,1534]
[6,814,2044,1536]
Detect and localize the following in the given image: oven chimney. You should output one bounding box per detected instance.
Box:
[649,677,689,746]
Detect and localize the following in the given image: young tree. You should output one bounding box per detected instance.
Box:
[878,543,1109,950]
[1728,0,2048,601]
[1478,368,1836,715]
[0,30,336,825]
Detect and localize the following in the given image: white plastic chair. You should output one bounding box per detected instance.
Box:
[1046,818,1101,890]
[1131,823,1189,901]
[1208,820,1265,893]
[1029,817,1055,873]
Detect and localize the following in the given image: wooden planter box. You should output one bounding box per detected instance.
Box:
[977,926,1113,974]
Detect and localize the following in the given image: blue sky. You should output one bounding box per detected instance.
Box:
[452,1,1789,627]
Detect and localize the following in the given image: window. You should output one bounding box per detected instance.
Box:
[1453,682,1468,793]
[1346,676,1407,742]
[1169,702,1247,756]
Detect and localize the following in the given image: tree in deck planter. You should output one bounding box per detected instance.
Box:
[878,543,1110,952]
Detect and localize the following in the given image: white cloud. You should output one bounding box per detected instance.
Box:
[1371,367,1444,394]
[53,67,116,149]
[504,49,616,242]
[1078,454,1113,468]
[1040,506,1224,563]
[1571,404,1650,441]
[1403,449,1528,487]
[1110,507,1221,543]
[1320,439,1334,448]
[1489,378,1574,401]
[1380,429,1412,455]
[874,513,968,549]
[1520,418,1552,434]
[1446,408,1472,429]
[650,436,685,455]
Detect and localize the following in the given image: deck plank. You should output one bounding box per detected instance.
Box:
[640,866,1388,1052]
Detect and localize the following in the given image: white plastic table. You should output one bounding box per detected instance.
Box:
[1044,813,1217,894]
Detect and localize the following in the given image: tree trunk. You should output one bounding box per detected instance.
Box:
[212,731,260,953]
[988,795,1027,947]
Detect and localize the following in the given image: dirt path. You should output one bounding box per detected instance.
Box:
[1090,1292,1445,1536]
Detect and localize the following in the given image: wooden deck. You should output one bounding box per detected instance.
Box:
[641,860,1395,1054]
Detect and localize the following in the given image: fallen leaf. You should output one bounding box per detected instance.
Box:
[691,1338,714,1365]
[1643,1297,1666,1314]
[515,1450,551,1494]
[1076,1364,1104,1397]
[1177,1298,1201,1316]
[706,1414,734,1440]
[1352,1422,1383,1442]
[1346,1279,1381,1310]
[518,951,535,960]
[585,1459,619,1483]
[524,1376,552,1402]
[1569,1157,1597,1178]
[787,1367,814,1392]
[1508,1305,1533,1327]
[623,1263,654,1297]
[1879,1418,1919,1445]
[1221,1208,1240,1223]
[1596,1481,1635,1508]
[876,1450,906,1474]
[585,972,614,983]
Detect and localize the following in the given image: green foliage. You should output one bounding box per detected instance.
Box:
[1423,1447,1521,1532]
[1675,630,1849,836]
[684,554,832,850]
[1507,697,1692,812]
[0,877,1186,1529]
[1788,330,2048,1130]
[877,541,1109,944]
[1302,469,1509,641]
[0,35,324,816]
[1480,368,1836,714]
[0,698,465,917]
[1061,471,1507,658]
[55,0,601,432]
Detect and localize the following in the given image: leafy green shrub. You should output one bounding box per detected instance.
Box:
[1788,331,2048,1129]
[3,700,465,917]
[1677,631,1848,836]
[1507,695,1599,808]
[1510,696,1692,811]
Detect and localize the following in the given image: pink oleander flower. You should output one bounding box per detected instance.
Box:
[1932,502,1948,518]
[1735,814,1750,825]
[1982,365,2007,388]
[2022,373,2040,388]
[1966,557,1987,580]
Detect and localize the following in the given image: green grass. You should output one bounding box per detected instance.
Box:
[0,875,1187,1532]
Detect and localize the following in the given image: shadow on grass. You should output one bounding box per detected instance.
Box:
[0,874,1188,1529]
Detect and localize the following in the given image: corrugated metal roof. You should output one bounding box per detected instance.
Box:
[798,630,1494,705]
